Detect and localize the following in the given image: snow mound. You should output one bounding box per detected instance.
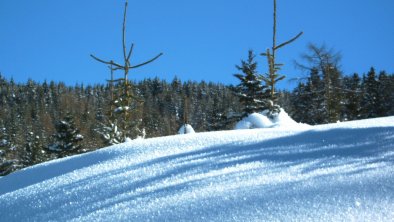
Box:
[178,124,195,134]
[235,108,309,130]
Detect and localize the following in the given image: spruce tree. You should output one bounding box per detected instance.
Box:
[23,131,43,166]
[376,71,393,117]
[342,73,362,120]
[47,113,84,158]
[290,68,325,124]
[234,50,267,117]
[360,67,379,118]
[0,126,13,176]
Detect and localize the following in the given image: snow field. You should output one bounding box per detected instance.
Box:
[0,116,393,221]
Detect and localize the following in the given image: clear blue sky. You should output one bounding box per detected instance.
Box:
[0,0,393,89]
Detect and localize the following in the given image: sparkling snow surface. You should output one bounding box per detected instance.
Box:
[1,117,394,221]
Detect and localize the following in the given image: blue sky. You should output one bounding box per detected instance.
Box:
[0,0,393,88]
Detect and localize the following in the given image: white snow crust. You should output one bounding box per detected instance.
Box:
[0,116,393,221]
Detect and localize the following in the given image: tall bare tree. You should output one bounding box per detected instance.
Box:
[261,0,303,115]
[91,0,162,141]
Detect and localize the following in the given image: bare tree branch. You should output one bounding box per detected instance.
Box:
[90,55,124,69]
[131,53,163,69]
[122,0,129,62]
[275,31,303,51]
[126,43,134,65]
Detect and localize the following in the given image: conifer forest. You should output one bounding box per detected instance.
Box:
[1,64,393,176]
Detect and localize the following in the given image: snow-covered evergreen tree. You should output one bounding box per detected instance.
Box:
[360,67,379,118]
[0,126,17,176]
[47,113,84,158]
[234,50,267,117]
[376,71,393,117]
[21,131,43,166]
[342,73,362,120]
[295,44,344,123]
[96,119,124,145]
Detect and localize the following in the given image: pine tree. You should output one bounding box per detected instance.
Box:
[47,113,84,158]
[234,50,267,117]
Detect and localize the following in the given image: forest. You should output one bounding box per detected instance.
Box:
[1,56,393,176]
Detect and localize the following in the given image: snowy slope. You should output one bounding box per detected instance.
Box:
[1,117,394,221]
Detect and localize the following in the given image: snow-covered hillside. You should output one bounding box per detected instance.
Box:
[1,117,393,221]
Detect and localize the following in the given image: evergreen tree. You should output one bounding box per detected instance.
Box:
[0,126,11,176]
[360,67,379,118]
[290,69,326,125]
[22,131,43,166]
[342,73,362,120]
[295,44,344,123]
[47,113,84,158]
[376,71,393,116]
[96,120,124,146]
[0,123,19,176]
[234,50,267,117]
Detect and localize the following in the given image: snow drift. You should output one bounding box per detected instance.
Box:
[235,108,309,129]
[178,124,195,134]
[0,116,393,221]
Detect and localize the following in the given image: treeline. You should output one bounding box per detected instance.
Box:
[1,66,393,175]
[0,76,240,175]
[289,67,394,124]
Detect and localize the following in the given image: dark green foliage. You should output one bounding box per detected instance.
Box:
[295,44,343,123]
[0,122,20,176]
[290,68,326,124]
[360,67,379,118]
[0,67,393,176]
[47,113,84,158]
[234,50,267,117]
[0,125,13,176]
[290,67,394,124]
[376,71,394,116]
[23,132,43,166]
[342,73,362,120]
